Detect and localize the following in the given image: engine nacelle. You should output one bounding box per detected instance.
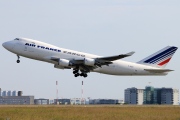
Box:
[58,59,70,67]
[84,58,95,66]
[54,64,64,69]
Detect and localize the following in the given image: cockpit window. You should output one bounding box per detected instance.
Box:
[14,38,19,40]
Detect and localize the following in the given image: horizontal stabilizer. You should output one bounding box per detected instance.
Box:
[144,69,174,73]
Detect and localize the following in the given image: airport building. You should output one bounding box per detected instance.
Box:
[54,98,86,105]
[70,98,85,105]
[0,89,34,105]
[1,90,17,97]
[2,91,7,96]
[124,88,144,105]
[49,99,54,104]
[0,96,34,105]
[34,99,49,105]
[125,86,179,105]
[153,88,162,104]
[89,99,123,104]
[161,88,179,105]
[54,99,71,105]
[7,91,11,96]
[143,86,154,104]
[12,91,17,96]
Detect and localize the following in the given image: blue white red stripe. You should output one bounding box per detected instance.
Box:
[144,46,177,65]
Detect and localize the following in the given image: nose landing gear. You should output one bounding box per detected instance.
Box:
[17,55,20,63]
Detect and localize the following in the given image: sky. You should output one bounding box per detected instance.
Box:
[0,0,180,100]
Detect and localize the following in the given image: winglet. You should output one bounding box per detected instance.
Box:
[126,51,135,56]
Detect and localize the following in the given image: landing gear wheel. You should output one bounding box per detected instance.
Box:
[73,69,79,74]
[17,55,20,63]
[83,74,87,78]
[17,60,20,63]
[73,70,78,74]
[80,73,84,76]
[74,73,79,77]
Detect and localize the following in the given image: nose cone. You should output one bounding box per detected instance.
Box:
[2,42,8,49]
[2,41,13,50]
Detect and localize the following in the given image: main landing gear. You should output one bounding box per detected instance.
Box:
[17,55,20,63]
[73,69,88,78]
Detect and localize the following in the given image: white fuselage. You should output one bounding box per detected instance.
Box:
[3,38,167,76]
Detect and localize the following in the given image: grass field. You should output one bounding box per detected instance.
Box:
[0,105,180,120]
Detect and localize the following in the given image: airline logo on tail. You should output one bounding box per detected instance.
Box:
[138,46,178,68]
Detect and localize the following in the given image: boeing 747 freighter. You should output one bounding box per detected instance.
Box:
[2,38,178,78]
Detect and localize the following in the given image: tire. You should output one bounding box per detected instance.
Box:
[80,73,84,76]
[17,60,20,63]
[83,74,87,78]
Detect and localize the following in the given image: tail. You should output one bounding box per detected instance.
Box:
[137,46,178,68]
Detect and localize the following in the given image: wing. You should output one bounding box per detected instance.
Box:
[96,51,135,61]
[94,51,135,67]
[70,51,135,67]
[51,51,135,72]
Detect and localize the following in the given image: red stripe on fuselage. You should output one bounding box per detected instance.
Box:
[158,58,172,66]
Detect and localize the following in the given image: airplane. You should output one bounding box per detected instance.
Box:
[2,38,178,78]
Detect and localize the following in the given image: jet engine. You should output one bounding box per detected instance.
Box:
[84,58,95,66]
[58,59,71,67]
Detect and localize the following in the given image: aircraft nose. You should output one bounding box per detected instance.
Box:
[2,41,13,50]
[2,42,7,48]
